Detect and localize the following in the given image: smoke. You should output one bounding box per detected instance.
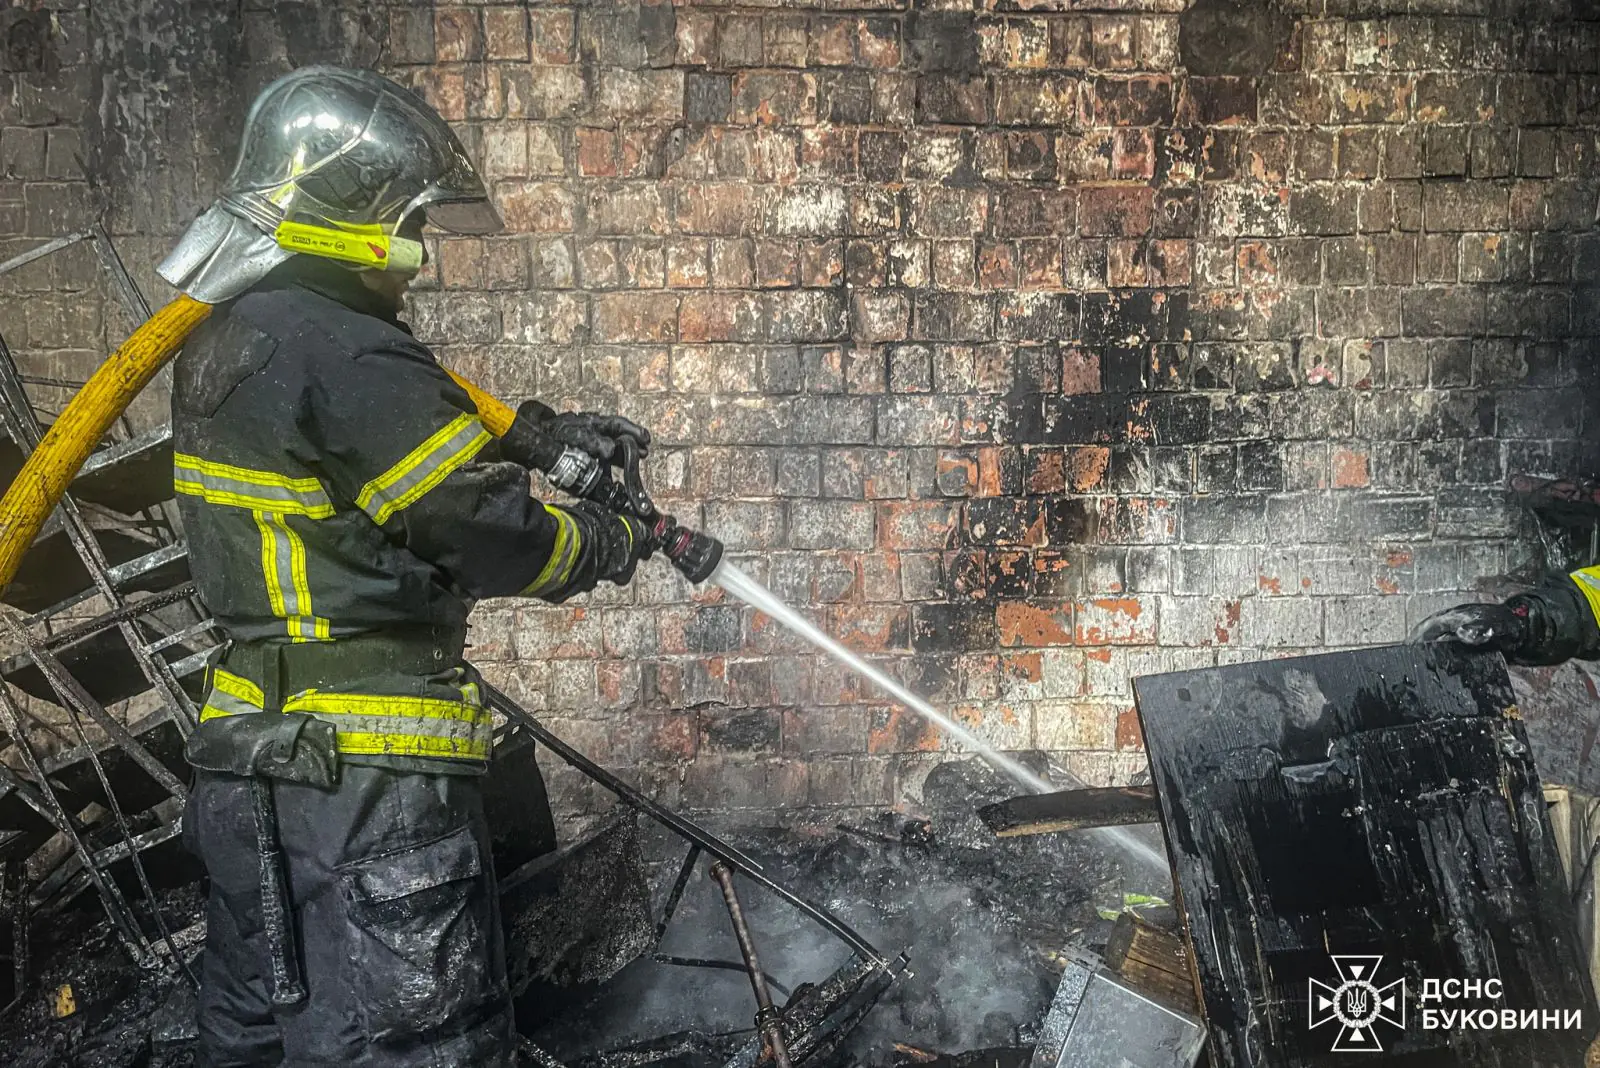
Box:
[530,755,1172,1064]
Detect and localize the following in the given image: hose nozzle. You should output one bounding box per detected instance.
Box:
[653,516,723,584]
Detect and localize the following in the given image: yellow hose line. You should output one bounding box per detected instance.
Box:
[0,295,214,593]
[0,295,519,598]
[444,370,514,437]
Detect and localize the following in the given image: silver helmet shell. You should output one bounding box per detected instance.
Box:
[160,66,501,304]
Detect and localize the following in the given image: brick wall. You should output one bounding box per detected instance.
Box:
[2,0,1596,829]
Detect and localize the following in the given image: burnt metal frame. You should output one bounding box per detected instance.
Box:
[0,227,216,729]
[487,684,910,1068]
[487,684,889,969]
[0,229,219,997]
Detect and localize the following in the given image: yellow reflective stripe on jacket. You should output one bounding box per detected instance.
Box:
[255,511,332,643]
[199,668,266,722]
[174,453,334,518]
[1570,567,1600,627]
[355,413,492,526]
[284,688,492,761]
[522,505,582,597]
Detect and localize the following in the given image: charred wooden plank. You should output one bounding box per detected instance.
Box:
[1103,912,1198,1016]
[1133,644,1597,1067]
[977,786,1159,837]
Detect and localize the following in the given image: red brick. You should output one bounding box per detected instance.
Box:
[593,292,679,343]
[1091,76,1174,126]
[679,292,761,343]
[830,605,911,653]
[529,9,574,63]
[434,7,481,63]
[1148,239,1192,286]
[675,183,767,235]
[483,7,528,61]
[1079,186,1155,237]
[858,17,901,69]
[977,242,1017,290]
[997,602,1074,647]
[576,128,617,178]
[867,706,942,754]
[879,500,960,550]
[1026,449,1066,494]
[666,239,709,288]
[1074,597,1156,645]
[1068,447,1111,492]
[1062,347,1100,395]
[1176,77,1259,126]
[675,11,716,66]
[497,182,575,232]
[1332,447,1371,488]
[1115,708,1145,750]
[1091,16,1136,70]
[1107,241,1147,288]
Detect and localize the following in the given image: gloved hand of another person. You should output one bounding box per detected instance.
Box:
[515,400,650,466]
[1408,601,1528,653]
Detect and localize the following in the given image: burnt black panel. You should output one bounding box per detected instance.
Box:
[1133,644,1595,1067]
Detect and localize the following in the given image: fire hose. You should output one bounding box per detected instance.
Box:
[0,296,723,596]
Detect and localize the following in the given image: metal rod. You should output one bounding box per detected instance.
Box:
[711,861,793,1068]
[654,843,702,948]
[652,953,793,999]
[1,613,187,800]
[484,684,888,966]
[0,232,90,279]
[33,582,199,651]
[0,685,151,963]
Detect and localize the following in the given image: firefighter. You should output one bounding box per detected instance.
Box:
[1411,566,1600,664]
[159,66,651,1066]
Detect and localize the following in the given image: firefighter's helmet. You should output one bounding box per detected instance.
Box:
[160,66,501,303]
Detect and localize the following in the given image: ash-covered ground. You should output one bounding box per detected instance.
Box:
[0,665,1586,1068]
[0,754,1171,1068]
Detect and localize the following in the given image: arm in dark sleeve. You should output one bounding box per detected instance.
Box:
[302,338,601,601]
[1507,569,1600,664]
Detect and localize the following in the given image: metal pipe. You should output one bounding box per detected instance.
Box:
[711,861,793,1068]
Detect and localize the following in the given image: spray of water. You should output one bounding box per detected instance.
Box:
[711,562,1170,876]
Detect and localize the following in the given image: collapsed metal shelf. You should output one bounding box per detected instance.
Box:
[0,228,221,1006]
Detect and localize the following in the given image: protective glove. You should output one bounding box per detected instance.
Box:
[1408,601,1528,654]
[548,502,655,601]
[515,400,651,466]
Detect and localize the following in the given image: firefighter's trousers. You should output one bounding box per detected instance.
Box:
[184,765,516,1067]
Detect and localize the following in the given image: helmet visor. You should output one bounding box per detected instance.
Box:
[425,198,504,235]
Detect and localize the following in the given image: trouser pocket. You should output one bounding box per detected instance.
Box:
[340,823,494,1040]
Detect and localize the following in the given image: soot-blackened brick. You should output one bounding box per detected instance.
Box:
[912,603,998,654]
[965,498,1044,546]
[1146,394,1213,444]
[1045,498,1096,545]
[700,709,781,755]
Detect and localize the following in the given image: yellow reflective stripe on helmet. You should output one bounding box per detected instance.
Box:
[174,453,334,517]
[355,413,492,526]
[255,510,332,643]
[273,220,424,274]
[1570,567,1600,628]
[522,504,581,597]
[199,668,266,722]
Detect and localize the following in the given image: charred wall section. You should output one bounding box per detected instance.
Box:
[0,0,1596,829]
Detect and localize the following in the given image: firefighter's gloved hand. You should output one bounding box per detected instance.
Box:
[1408,601,1528,654]
[522,401,650,465]
[571,501,655,588]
